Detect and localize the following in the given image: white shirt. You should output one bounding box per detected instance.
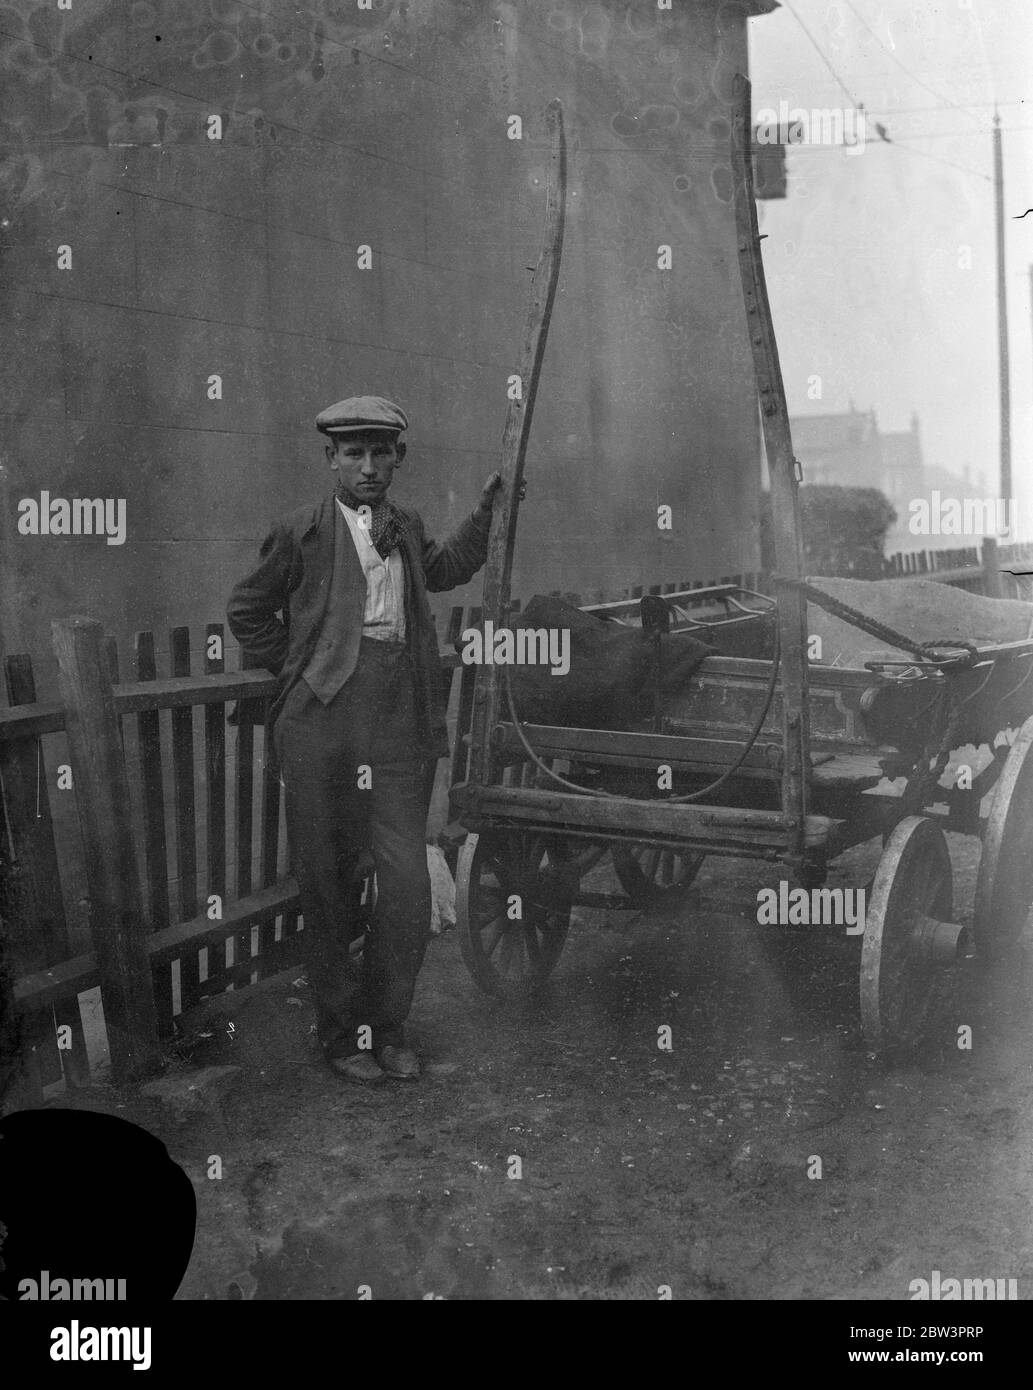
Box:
[336,497,406,642]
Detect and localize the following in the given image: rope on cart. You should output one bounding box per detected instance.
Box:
[500,619,783,804]
[779,576,980,668]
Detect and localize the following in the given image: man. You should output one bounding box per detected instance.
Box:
[227,395,501,1084]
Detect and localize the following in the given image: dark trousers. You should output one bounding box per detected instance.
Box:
[274,638,431,1057]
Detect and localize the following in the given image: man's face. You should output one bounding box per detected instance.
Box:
[326,430,405,507]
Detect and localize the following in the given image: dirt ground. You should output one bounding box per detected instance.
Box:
[46,831,1033,1302]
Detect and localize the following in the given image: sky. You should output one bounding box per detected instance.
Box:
[749,0,1033,534]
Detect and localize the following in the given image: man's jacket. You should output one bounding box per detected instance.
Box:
[227,494,491,755]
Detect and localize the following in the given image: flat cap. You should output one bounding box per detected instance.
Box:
[315,395,408,436]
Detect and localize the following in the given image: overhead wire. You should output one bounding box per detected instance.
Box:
[871,100,1027,117]
[840,0,985,127]
[887,126,1033,141]
[878,141,992,183]
[781,2,867,112]
[776,4,996,181]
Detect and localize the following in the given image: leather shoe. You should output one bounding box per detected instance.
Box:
[377,1044,421,1079]
[326,1052,386,1085]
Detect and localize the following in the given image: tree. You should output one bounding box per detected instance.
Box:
[760,485,897,578]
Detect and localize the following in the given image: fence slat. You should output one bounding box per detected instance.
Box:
[169,629,198,919]
[225,671,257,985]
[2,657,69,969]
[204,624,227,901]
[0,760,36,1105]
[2,656,87,1089]
[235,717,255,899]
[0,750,49,1105]
[104,637,129,764]
[198,623,231,996]
[259,739,280,892]
[51,617,160,1081]
[134,633,171,933]
[132,631,176,1038]
[169,628,201,1015]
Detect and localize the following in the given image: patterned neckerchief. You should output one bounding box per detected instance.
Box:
[339,492,405,559]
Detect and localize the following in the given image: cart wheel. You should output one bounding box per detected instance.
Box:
[974,715,1033,961]
[455,831,574,998]
[860,816,969,1050]
[612,843,705,905]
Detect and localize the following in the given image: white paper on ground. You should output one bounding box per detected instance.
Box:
[427,844,457,935]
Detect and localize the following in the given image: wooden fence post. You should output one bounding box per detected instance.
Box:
[51,617,161,1081]
[2,655,89,1090]
[982,537,1003,598]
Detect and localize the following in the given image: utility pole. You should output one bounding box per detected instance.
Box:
[993,109,1011,511]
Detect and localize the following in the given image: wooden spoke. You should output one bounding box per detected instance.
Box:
[572,843,609,877]
[481,917,507,958]
[612,842,705,904]
[523,920,543,965]
[497,929,520,980]
[455,831,575,998]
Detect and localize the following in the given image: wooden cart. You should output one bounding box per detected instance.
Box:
[448,85,1033,1051]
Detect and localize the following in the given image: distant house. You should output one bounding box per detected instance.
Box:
[791,404,884,492]
[880,414,925,514]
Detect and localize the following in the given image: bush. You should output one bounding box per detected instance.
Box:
[760,486,897,578]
